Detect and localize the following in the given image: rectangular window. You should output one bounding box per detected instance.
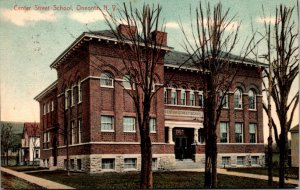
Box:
[101,116,114,131]
[70,159,75,170]
[51,100,54,111]
[249,123,257,143]
[235,123,243,143]
[124,158,137,169]
[150,118,156,133]
[251,156,259,165]
[237,156,244,165]
[71,121,75,144]
[123,117,136,132]
[77,159,82,171]
[64,159,67,170]
[220,122,228,143]
[102,158,115,170]
[152,158,158,170]
[222,157,230,166]
[78,119,82,143]
[199,94,204,107]
[43,132,47,143]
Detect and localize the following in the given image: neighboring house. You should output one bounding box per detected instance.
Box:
[20,123,40,165]
[290,125,299,167]
[35,24,266,173]
[0,121,23,166]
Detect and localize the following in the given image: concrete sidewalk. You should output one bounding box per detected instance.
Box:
[1,167,74,189]
[173,168,299,186]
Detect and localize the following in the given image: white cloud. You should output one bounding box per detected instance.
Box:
[166,21,179,29]
[256,17,277,24]
[0,9,57,26]
[69,11,105,24]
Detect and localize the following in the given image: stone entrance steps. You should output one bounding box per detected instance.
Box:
[170,159,204,170]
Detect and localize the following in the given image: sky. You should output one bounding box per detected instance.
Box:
[0,0,298,143]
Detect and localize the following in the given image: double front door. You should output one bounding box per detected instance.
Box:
[174,128,193,159]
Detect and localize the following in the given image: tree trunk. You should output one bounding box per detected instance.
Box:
[140,135,153,189]
[204,136,212,188]
[267,136,273,185]
[278,133,287,188]
[211,131,218,188]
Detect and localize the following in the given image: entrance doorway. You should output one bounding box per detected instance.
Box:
[173,128,193,159]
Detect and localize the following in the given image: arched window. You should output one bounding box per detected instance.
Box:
[71,83,75,106]
[100,72,114,87]
[234,88,243,109]
[171,86,177,105]
[219,91,228,108]
[123,74,133,89]
[180,88,186,105]
[164,88,168,104]
[78,79,82,103]
[65,88,69,110]
[248,89,256,110]
[190,91,195,106]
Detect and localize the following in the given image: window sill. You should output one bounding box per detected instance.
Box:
[100,85,114,88]
[124,131,136,133]
[78,101,82,105]
[102,168,115,171]
[101,130,115,133]
[124,168,137,171]
[248,109,257,111]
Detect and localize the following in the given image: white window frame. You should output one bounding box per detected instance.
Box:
[220,122,229,143]
[164,88,168,104]
[234,88,243,109]
[150,118,156,133]
[100,72,114,88]
[124,158,137,170]
[235,123,243,143]
[123,75,135,90]
[123,117,136,132]
[47,103,50,113]
[219,92,228,108]
[249,123,257,143]
[152,158,158,170]
[47,132,50,142]
[251,156,259,165]
[248,90,256,110]
[198,92,204,108]
[43,104,46,115]
[101,116,114,132]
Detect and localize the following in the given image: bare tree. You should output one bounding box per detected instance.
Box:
[260,5,298,188]
[1,123,13,165]
[100,3,169,189]
[180,2,258,188]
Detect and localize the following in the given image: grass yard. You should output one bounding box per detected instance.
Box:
[5,166,45,172]
[226,167,299,179]
[29,170,297,189]
[1,172,45,189]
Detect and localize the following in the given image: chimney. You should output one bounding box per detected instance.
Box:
[151,31,167,46]
[117,24,137,38]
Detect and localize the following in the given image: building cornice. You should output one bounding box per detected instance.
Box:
[34,80,58,101]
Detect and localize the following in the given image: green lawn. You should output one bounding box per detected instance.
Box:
[1,172,45,189]
[5,165,45,172]
[28,170,297,189]
[226,167,299,179]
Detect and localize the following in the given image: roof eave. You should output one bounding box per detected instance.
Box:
[34,80,58,101]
